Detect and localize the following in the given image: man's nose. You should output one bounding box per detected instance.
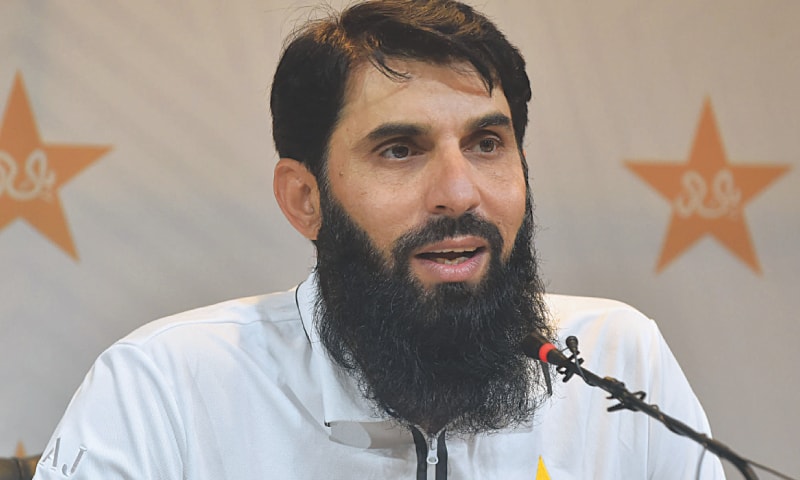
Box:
[425,147,481,217]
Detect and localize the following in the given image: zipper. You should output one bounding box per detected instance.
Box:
[411,426,448,479]
[426,431,440,465]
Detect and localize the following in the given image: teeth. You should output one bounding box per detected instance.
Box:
[417,246,481,265]
[435,257,469,265]
[429,248,476,254]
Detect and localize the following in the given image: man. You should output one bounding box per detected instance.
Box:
[34,1,725,478]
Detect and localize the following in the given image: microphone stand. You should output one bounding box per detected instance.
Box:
[532,335,758,479]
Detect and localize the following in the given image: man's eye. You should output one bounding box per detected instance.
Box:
[477,138,499,153]
[381,144,412,160]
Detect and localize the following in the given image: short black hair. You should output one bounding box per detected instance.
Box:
[270,0,532,181]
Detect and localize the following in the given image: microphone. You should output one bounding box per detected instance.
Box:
[520,331,571,368]
[565,335,579,355]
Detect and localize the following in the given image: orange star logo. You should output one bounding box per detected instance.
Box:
[626,98,789,274]
[0,72,110,260]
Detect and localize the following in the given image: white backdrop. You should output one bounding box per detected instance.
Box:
[1,1,797,478]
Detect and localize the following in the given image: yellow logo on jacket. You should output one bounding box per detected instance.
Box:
[536,455,551,480]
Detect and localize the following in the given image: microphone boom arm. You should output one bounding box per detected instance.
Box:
[522,333,758,479]
[565,363,756,479]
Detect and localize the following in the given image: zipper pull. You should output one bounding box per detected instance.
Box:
[426,433,439,465]
[426,428,447,465]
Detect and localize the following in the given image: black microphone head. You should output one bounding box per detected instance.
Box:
[520,331,571,367]
[520,330,549,359]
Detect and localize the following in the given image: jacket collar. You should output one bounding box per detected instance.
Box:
[296,272,389,426]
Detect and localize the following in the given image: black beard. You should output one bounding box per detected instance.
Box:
[314,187,551,435]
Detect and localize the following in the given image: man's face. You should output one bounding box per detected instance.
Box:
[324,60,528,288]
[309,60,548,435]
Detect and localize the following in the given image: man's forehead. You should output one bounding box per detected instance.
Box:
[338,59,512,134]
[345,59,497,101]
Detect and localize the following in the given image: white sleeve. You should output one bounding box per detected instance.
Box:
[555,295,728,479]
[642,321,726,480]
[33,343,185,480]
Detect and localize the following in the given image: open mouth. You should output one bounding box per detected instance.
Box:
[415,246,486,265]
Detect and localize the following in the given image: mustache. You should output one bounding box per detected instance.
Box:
[391,212,505,265]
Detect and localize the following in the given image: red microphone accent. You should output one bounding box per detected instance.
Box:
[539,343,557,364]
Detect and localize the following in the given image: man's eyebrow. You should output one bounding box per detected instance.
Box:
[357,114,510,150]
[469,112,512,131]
[365,123,429,144]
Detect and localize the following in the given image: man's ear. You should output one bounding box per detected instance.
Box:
[273,158,322,240]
